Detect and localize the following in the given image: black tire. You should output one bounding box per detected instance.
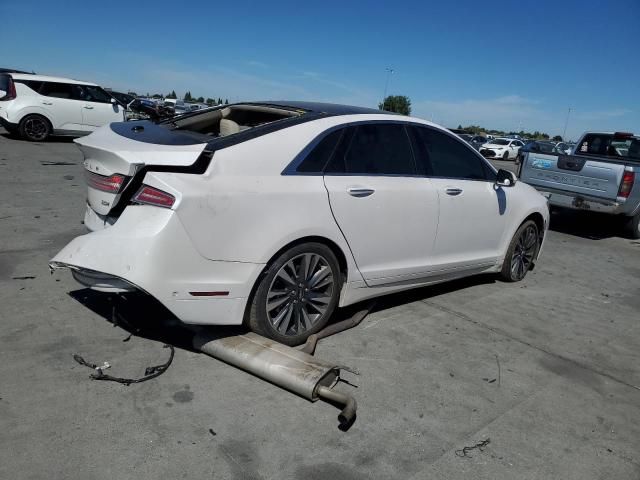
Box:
[500,220,539,282]
[624,213,640,239]
[502,151,509,160]
[247,242,343,346]
[19,114,51,141]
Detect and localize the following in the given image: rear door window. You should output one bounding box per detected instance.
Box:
[324,123,416,175]
[410,126,492,180]
[13,79,43,93]
[39,82,76,99]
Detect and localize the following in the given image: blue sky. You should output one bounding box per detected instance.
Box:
[2,0,638,139]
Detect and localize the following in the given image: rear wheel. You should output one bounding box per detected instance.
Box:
[500,220,539,282]
[247,243,342,346]
[624,213,640,239]
[19,114,51,141]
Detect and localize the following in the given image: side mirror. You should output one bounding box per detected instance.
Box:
[495,169,517,187]
[110,97,117,104]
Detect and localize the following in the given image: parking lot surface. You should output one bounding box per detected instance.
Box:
[1,129,639,480]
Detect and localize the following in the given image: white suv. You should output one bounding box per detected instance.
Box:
[0,73,125,141]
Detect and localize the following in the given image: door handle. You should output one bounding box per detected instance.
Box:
[347,187,375,198]
[445,188,463,196]
[42,102,53,105]
[84,105,94,109]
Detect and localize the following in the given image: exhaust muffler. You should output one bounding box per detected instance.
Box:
[194,331,356,427]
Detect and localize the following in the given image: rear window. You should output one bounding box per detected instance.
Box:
[14,79,43,93]
[39,82,75,99]
[577,134,640,160]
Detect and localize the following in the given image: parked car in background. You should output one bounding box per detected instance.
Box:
[0,73,125,141]
[480,138,524,160]
[516,140,561,163]
[520,131,640,238]
[553,141,574,155]
[50,101,549,345]
[469,135,487,150]
[458,133,488,150]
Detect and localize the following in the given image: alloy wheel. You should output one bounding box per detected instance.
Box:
[266,253,335,336]
[510,225,537,280]
[24,117,48,140]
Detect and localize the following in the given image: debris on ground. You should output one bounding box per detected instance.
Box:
[72,344,175,386]
[12,276,36,280]
[40,161,77,166]
[455,438,491,457]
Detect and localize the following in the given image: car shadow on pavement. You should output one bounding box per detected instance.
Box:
[549,208,625,240]
[368,274,498,317]
[0,132,76,143]
[68,274,497,352]
[68,288,246,353]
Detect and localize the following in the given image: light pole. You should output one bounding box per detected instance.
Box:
[382,67,394,109]
[562,107,572,140]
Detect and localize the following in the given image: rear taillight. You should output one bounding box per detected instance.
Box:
[85,171,126,193]
[132,185,175,208]
[0,77,17,101]
[619,171,635,198]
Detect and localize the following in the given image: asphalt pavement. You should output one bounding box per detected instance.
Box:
[1,129,639,479]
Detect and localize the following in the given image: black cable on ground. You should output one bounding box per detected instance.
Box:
[455,438,491,457]
[72,344,175,386]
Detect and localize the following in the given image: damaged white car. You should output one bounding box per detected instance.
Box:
[51,102,549,345]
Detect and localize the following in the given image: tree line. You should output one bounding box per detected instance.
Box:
[457,125,561,141]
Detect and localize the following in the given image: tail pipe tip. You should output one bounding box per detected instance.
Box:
[316,385,357,428]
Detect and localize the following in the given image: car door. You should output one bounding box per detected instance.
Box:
[322,123,439,286]
[77,85,124,129]
[410,125,507,271]
[37,81,84,132]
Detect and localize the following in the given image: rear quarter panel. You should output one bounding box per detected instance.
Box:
[147,118,365,284]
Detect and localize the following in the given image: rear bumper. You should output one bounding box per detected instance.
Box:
[0,116,18,131]
[50,205,265,325]
[535,188,628,214]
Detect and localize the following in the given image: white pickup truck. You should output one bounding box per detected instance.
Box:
[519,132,640,238]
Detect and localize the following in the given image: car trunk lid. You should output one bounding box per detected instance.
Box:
[76,121,208,216]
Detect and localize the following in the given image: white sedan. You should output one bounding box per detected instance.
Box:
[51,102,549,345]
[479,138,524,160]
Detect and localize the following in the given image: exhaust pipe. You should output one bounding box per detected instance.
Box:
[300,301,375,355]
[316,386,357,426]
[194,331,356,428]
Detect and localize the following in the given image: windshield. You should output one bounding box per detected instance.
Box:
[489,139,510,146]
